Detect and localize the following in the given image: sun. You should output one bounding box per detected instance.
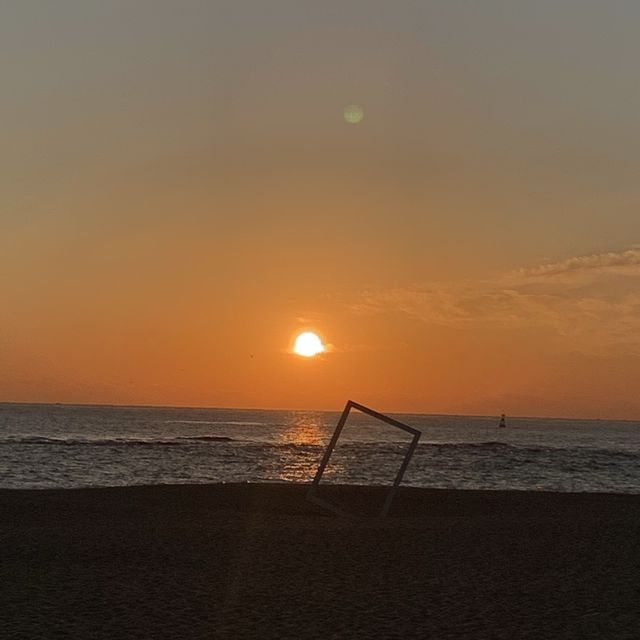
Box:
[293,332,325,358]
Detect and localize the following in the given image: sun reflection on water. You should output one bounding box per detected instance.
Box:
[277,413,328,446]
[274,413,335,482]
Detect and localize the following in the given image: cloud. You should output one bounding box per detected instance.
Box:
[512,247,640,280]
[351,247,640,355]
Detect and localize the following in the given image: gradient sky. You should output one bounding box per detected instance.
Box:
[3,1,640,417]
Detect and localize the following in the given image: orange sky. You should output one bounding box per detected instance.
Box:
[2,2,640,418]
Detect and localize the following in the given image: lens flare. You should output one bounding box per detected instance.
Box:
[343,104,364,124]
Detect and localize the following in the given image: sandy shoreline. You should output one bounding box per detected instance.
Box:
[2,483,640,639]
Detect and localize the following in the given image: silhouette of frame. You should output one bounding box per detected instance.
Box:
[307,400,421,517]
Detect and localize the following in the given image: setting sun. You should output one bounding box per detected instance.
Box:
[293,332,325,358]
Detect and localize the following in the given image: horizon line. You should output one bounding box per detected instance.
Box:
[1,399,638,424]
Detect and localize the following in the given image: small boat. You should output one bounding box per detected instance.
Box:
[498,413,506,428]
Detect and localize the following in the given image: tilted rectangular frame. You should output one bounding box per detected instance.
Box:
[307,400,421,517]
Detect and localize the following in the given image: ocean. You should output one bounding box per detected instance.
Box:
[1,403,639,493]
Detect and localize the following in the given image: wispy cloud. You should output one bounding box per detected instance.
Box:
[511,247,640,280]
[351,248,640,355]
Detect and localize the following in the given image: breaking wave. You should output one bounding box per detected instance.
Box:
[164,420,263,426]
[0,435,235,447]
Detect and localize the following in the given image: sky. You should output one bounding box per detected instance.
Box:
[2,1,640,418]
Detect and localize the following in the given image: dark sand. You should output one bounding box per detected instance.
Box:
[2,483,639,639]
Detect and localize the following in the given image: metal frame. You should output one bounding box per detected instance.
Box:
[307,400,421,517]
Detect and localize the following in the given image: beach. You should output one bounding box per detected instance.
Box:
[2,483,639,639]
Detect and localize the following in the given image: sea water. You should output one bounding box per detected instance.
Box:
[1,403,638,493]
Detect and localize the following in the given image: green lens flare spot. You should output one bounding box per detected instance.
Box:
[343,104,364,124]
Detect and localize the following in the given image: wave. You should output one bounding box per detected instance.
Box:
[176,435,235,442]
[261,440,516,452]
[0,435,235,447]
[421,441,513,450]
[266,440,640,460]
[417,441,640,461]
[164,420,264,426]
[2,436,637,462]
[329,440,514,451]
